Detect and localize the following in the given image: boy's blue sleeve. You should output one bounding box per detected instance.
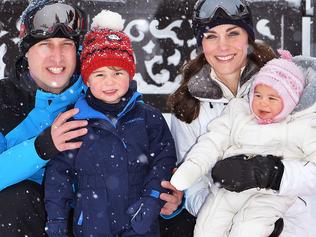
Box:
[127,108,177,233]
[45,150,75,236]
[0,137,48,191]
[142,110,177,199]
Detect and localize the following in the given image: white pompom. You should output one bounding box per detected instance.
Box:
[91,10,125,31]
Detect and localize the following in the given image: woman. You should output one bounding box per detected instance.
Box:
[160,0,316,236]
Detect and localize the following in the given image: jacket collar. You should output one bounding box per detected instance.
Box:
[5,77,86,149]
[74,82,142,123]
[7,56,38,96]
[34,77,86,110]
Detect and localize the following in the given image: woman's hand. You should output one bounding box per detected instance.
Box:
[159,180,184,215]
[51,108,88,152]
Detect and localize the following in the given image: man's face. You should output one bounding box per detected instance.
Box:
[27,38,77,94]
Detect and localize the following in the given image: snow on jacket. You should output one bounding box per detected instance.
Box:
[170,57,316,236]
[0,57,85,191]
[45,82,176,237]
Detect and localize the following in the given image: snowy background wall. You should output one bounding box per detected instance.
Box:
[0,0,316,235]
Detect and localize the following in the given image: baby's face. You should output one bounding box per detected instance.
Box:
[251,84,283,121]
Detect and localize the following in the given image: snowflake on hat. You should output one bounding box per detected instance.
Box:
[80,10,136,84]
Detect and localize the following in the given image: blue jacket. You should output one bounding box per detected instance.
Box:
[0,66,85,191]
[45,84,176,237]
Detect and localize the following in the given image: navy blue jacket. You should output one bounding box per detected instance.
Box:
[45,83,176,237]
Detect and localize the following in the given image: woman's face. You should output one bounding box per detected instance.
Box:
[202,24,249,79]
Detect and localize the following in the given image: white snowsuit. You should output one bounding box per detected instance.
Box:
[172,96,316,236]
[171,56,316,237]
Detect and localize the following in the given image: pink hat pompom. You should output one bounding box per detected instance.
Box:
[277,49,293,61]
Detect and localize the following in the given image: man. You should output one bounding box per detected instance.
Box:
[0,1,88,236]
[0,1,183,236]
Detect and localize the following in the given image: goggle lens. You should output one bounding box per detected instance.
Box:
[194,0,250,23]
[22,3,85,39]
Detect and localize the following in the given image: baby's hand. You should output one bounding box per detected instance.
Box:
[170,161,202,191]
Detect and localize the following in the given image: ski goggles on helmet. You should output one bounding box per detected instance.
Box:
[20,2,86,40]
[193,0,251,25]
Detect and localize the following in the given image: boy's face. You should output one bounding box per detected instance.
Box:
[87,66,130,104]
[252,84,283,121]
[27,38,77,94]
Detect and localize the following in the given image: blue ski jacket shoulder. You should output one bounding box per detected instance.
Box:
[0,75,85,191]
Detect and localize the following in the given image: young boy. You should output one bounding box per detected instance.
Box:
[45,10,176,237]
[171,50,316,237]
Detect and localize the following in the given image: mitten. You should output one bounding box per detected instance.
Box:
[127,196,161,234]
[211,154,284,192]
[170,161,202,191]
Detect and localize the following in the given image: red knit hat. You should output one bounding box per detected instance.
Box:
[81,10,135,84]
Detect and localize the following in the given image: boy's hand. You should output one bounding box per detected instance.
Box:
[51,108,88,151]
[160,180,183,215]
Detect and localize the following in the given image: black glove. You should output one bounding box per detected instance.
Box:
[211,154,284,192]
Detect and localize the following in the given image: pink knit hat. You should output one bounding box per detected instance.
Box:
[249,49,305,124]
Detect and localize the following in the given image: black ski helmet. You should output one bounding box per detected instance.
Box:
[19,0,87,54]
[192,0,254,46]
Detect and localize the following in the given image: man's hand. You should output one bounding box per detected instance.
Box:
[51,108,88,151]
[160,180,184,215]
[211,154,284,192]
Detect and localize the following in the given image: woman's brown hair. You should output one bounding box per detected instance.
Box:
[167,40,277,123]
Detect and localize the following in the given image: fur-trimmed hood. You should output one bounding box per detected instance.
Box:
[292,56,316,117]
[187,59,259,101]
